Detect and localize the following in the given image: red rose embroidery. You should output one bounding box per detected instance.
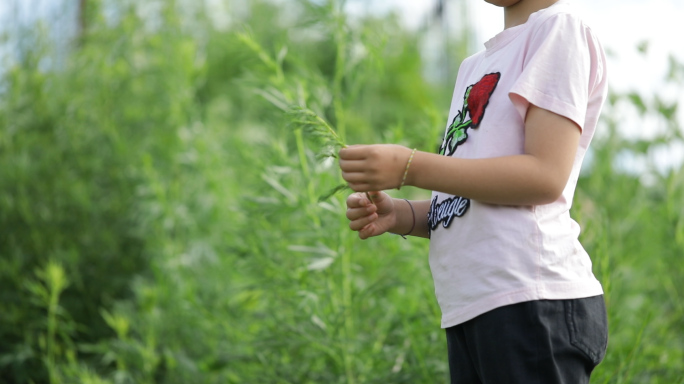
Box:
[439,72,501,156]
[467,72,500,127]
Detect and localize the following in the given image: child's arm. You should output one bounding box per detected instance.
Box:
[339,105,580,206]
[346,192,431,239]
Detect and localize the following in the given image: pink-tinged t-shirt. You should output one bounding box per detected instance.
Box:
[428,0,607,328]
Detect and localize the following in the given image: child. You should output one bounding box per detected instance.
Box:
[339,0,608,382]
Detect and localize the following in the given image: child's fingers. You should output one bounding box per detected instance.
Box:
[347,182,374,193]
[338,159,367,172]
[338,145,368,160]
[358,223,380,240]
[343,190,388,239]
[346,192,373,209]
[349,213,378,232]
[346,202,377,220]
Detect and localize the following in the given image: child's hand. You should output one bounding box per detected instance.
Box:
[339,144,413,192]
[345,191,396,240]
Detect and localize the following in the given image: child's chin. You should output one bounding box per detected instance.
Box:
[484,0,523,8]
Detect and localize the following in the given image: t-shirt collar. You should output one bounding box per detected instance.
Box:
[484,0,570,53]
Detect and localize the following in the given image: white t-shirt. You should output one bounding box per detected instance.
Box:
[428,0,607,328]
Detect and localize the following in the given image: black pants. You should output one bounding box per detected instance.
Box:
[445,295,608,384]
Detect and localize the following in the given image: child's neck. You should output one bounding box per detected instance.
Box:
[503,0,560,29]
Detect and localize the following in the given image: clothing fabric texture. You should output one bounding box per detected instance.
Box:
[428,0,608,328]
[445,295,608,384]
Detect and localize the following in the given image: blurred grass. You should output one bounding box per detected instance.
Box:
[0,0,683,383]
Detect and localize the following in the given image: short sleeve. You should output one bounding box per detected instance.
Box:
[509,13,605,131]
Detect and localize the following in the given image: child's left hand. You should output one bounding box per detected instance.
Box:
[339,144,414,192]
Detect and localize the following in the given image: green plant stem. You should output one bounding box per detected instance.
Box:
[340,227,356,384]
[329,11,357,368]
[295,128,322,228]
[47,288,59,384]
[44,262,68,384]
[332,2,347,144]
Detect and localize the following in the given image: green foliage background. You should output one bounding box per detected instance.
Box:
[1,0,683,383]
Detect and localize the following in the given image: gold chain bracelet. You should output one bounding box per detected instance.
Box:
[398,148,417,190]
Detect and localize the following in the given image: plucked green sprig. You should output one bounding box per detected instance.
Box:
[284,107,375,203]
[286,106,347,154]
[284,107,357,201]
[285,105,377,204]
[238,31,364,202]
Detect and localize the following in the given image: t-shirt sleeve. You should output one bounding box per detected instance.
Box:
[509,13,605,131]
